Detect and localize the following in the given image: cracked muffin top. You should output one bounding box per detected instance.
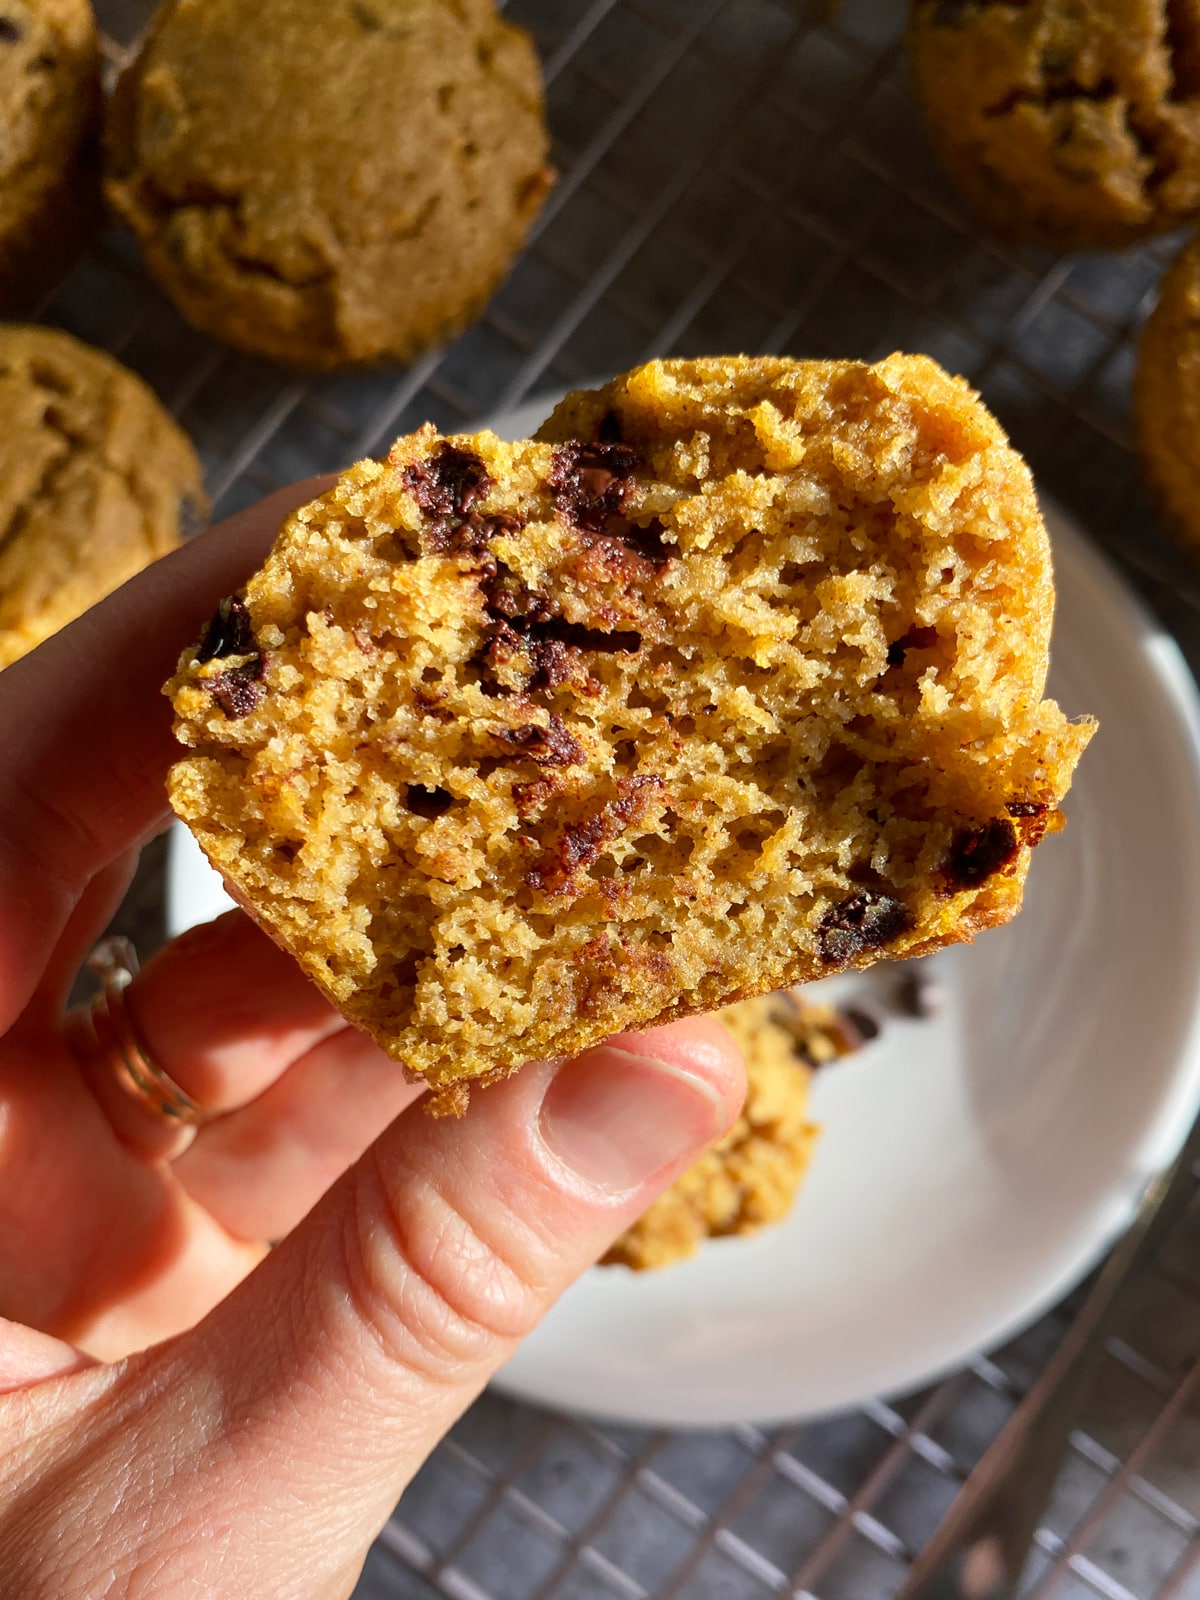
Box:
[166,355,1094,1109]
[909,0,1200,249]
[0,325,207,671]
[0,0,101,306]
[103,0,554,369]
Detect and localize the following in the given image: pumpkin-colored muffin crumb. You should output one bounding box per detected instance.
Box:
[166,355,1093,1109]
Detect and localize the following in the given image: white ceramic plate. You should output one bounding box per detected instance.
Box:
[167,401,1200,1427]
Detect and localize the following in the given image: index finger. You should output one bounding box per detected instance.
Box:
[0,476,334,1035]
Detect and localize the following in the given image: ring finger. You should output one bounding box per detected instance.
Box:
[70,907,352,1164]
[69,907,424,1236]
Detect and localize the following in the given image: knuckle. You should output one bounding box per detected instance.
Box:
[338,1152,545,1381]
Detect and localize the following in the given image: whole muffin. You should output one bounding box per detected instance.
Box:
[0,325,207,671]
[909,0,1200,250]
[1135,234,1200,548]
[166,355,1093,1109]
[0,0,102,308]
[104,0,554,369]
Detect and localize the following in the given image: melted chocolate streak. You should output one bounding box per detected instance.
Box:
[194,595,266,719]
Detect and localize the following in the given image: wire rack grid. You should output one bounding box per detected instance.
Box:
[64,1,1200,1597]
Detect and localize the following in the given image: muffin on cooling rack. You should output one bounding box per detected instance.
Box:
[165,354,1093,1109]
[909,0,1200,249]
[0,0,102,307]
[104,0,554,369]
[1135,233,1200,551]
[0,325,207,671]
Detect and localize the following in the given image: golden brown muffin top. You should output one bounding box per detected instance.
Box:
[104,0,553,366]
[0,325,207,670]
[910,0,1200,247]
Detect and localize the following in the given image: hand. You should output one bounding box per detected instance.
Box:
[0,487,746,1599]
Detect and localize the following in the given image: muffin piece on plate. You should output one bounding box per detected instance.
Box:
[604,989,845,1272]
[166,354,1094,1109]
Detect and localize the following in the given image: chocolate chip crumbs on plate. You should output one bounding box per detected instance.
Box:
[774,988,882,1066]
[894,959,948,1019]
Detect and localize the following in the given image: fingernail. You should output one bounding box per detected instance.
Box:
[538,1044,729,1194]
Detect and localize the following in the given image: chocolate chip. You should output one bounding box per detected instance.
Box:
[194,596,265,717]
[564,775,661,872]
[0,16,23,41]
[204,656,265,719]
[495,713,584,767]
[550,440,641,534]
[1006,799,1053,848]
[406,784,454,819]
[403,442,491,518]
[580,517,672,576]
[841,1005,883,1044]
[484,620,641,694]
[818,891,911,966]
[894,962,948,1019]
[196,595,256,663]
[478,563,642,693]
[513,775,558,815]
[426,508,522,557]
[945,819,1019,888]
[527,775,665,893]
[597,409,624,444]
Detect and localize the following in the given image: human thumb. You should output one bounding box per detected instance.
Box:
[8,1018,744,1599]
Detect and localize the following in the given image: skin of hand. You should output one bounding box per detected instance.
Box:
[0,484,747,1600]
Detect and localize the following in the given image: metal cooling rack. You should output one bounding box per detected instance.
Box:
[65,1,1200,1596]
